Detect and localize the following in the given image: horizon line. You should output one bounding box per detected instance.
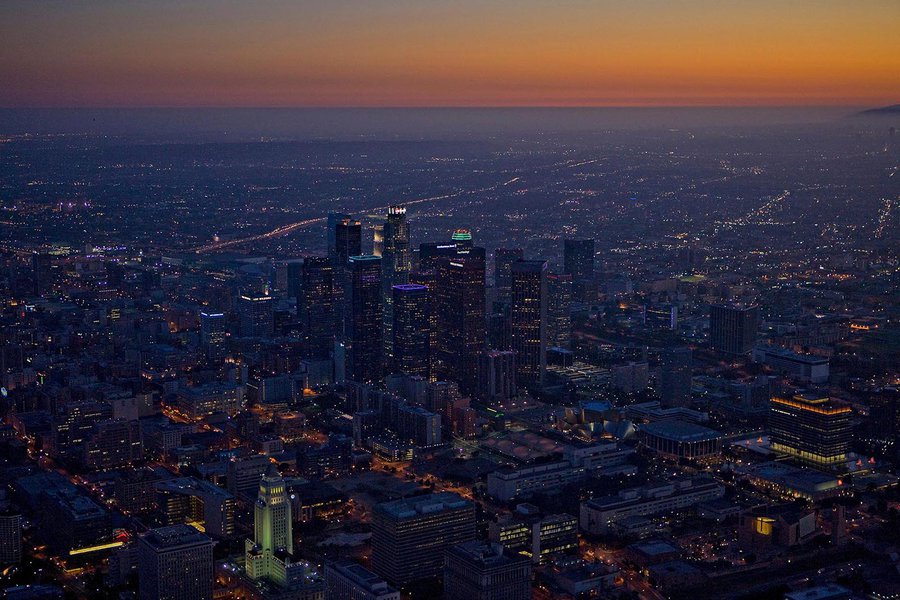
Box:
[0,103,884,111]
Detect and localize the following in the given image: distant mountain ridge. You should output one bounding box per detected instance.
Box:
[858,104,900,116]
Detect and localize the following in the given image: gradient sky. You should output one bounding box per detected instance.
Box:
[1,0,898,108]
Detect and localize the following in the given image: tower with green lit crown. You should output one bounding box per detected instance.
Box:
[245,465,312,589]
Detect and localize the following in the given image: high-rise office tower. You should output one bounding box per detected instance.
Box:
[435,251,486,394]
[563,238,595,281]
[31,252,53,296]
[381,207,411,360]
[410,269,439,377]
[300,256,336,359]
[371,492,475,586]
[709,303,759,355]
[347,255,383,384]
[327,212,351,261]
[285,260,303,301]
[546,272,573,350]
[333,218,363,336]
[0,508,22,566]
[392,284,430,379]
[511,260,548,389]
[199,311,227,362]
[237,293,275,338]
[138,524,214,600]
[494,248,523,302]
[477,350,517,404]
[325,561,400,600]
[373,224,385,257]
[659,346,693,407]
[444,541,532,600]
[563,238,595,301]
[769,393,852,468]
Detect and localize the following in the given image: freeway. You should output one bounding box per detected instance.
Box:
[191,176,522,254]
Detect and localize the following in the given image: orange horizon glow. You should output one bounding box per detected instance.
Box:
[1,1,898,109]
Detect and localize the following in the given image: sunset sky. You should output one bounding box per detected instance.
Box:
[1,0,898,108]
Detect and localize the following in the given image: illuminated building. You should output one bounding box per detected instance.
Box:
[409,269,439,376]
[488,508,577,564]
[391,284,430,378]
[511,260,548,389]
[333,218,362,336]
[371,492,475,586]
[199,311,227,362]
[138,524,214,600]
[738,505,817,554]
[769,393,852,467]
[431,245,486,394]
[443,541,531,600]
[84,418,143,469]
[325,561,400,600]
[238,294,275,338]
[709,303,759,355]
[346,255,383,384]
[659,346,693,407]
[50,401,113,461]
[327,213,351,260]
[177,382,244,418]
[300,256,336,360]
[156,477,236,539]
[380,206,411,360]
[243,466,325,595]
[546,272,573,350]
[580,478,724,535]
[638,420,722,461]
[493,248,523,302]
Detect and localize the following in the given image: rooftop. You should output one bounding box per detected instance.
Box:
[640,420,722,442]
[375,491,471,519]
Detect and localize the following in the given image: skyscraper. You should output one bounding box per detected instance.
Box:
[392,284,430,379]
[494,248,524,302]
[333,218,363,336]
[199,311,227,362]
[563,238,595,301]
[347,255,383,384]
[769,393,852,468]
[546,272,573,350]
[659,346,693,407]
[477,350,517,404]
[300,256,337,359]
[709,303,759,355]
[371,492,475,586]
[327,212,351,261]
[434,249,486,394]
[381,206,411,360]
[138,524,214,600]
[511,260,548,389]
[563,238,595,281]
[237,294,274,338]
